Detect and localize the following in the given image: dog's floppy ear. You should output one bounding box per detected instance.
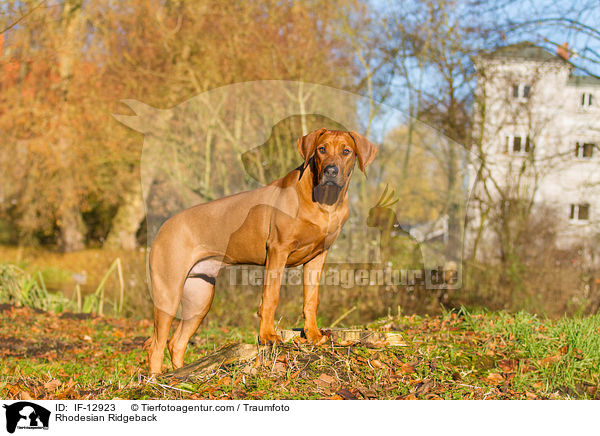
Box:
[348,131,378,173]
[297,127,327,168]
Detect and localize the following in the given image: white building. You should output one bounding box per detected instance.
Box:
[470,41,600,254]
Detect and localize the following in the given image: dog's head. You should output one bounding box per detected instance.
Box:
[298,128,377,205]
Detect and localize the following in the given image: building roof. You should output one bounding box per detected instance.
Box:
[481,41,567,63]
[567,75,600,87]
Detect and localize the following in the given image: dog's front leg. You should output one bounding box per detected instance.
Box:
[303,250,328,344]
[258,246,287,344]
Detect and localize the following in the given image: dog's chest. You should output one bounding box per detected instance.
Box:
[285,218,344,266]
[286,243,326,267]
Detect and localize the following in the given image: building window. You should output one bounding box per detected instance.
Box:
[570,203,590,221]
[575,142,594,158]
[505,135,531,154]
[512,84,531,99]
[513,136,521,152]
[581,93,593,107]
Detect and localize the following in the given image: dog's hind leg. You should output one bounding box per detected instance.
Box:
[147,305,176,375]
[168,278,215,369]
[146,248,188,375]
[167,259,221,369]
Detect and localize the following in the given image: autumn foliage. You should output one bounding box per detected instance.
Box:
[0,0,366,251]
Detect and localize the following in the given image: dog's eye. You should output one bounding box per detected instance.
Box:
[318,146,327,154]
[342,149,352,155]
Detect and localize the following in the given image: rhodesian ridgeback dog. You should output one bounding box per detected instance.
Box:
[145,128,377,374]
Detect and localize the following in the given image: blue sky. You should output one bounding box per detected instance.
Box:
[466,0,600,76]
[363,0,600,133]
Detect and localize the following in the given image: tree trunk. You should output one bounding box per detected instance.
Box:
[56,0,85,252]
[104,182,145,250]
[58,203,86,252]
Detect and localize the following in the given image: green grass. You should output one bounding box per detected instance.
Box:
[476,310,600,395]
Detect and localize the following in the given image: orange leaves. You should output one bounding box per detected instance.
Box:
[216,376,231,387]
[54,380,78,400]
[314,373,337,388]
[536,345,576,367]
[312,373,342,399]
[497,359,518,372]
[3,384,32,400]
[43,379,61,392]
[5,379,78,400]
[19,390,34,400]
[369,359,385,369]
[538,353,562,367]
[395,363,416,375]
[486,372,504,384]
[272,361,287,375]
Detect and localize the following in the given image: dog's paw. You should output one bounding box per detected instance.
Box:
[305,329,329,345]
[258,332,283,345]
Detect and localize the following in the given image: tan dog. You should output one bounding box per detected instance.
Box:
[145,128,377,374]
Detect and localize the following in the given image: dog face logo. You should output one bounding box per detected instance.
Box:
[2,402,50,433]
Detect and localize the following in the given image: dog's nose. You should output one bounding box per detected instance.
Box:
[324,165,339,178]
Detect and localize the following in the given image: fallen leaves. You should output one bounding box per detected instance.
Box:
[314,373,337,389]
[497,359,518,372]
[396,363,416,375]
[54,380,78,400]
[336,388,358,400]
[272,362,287,375]
[413,380,434,396]
[369,359,385,369]
[486,372,504,384]
[538,354,562,367]
[43,379,61,392]
[19,390,34,400]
